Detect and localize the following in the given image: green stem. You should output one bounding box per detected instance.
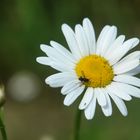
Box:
[74,109,82,140]
[0,109,7,140]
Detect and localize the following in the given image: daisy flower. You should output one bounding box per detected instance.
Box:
[36,18,140,120]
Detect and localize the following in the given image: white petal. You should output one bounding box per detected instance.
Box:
[125,65,140,76]
[40,44,75,71]
[50,41,76,63]
[104,35,125,58]
[40,44,53,54]
[50,61,74,72]
[61,24,82,59]
[79,87,94,110]
[130,38,140,49]
[61,80,81,95]
[63,85,85,106]
[75,24,89,56]
[101,89,112,117]
[45,72,76,87]
[84,93,96,120]
[82,18,96,54]
[115,51,140,66]
[123,38,139,49]
[96,88,107,106]
[50,62,74,72]
[114,75,140,87]
[110,82,140,98]
[36,57,52,65]
[107,38,139,65]
[108,92,128,116]
[113,59,139,74]
[96,25,111,54]
[106,82,132,101]
[37,56,72,72]
[100,26,117,56]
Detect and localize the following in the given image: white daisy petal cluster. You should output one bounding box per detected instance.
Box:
[36,18,140,120]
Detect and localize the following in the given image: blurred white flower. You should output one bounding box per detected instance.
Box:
[0,85,6,107]
[40,135,54,140]
[37,18,140,120]
[7,71,41,102]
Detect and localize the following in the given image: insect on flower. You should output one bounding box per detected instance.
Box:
[78,71,90,84]
[36,18,140,120]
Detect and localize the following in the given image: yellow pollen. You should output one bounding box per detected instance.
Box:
[75,55,114,88]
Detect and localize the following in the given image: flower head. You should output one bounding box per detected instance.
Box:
[36,18,140,120]
[0,85,6,107]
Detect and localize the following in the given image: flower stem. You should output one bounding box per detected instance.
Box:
[74,109,82,140]
[0,108,7,140]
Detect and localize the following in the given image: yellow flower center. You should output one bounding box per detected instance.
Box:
[75,55,114,88]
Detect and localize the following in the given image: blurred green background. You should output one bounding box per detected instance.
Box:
[0,0,140,140]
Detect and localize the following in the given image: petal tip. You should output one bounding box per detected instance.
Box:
[78,104,84,110]
[45,78,50,85]
[133,38,140,46]
[85,115,93,120]
[61,23,68,31]
[40,44,47,52]
[36,57,40,63]
[63,100,70,106]
[123,112,128,117]
[50,40,54,46]
[83,17,91,23]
